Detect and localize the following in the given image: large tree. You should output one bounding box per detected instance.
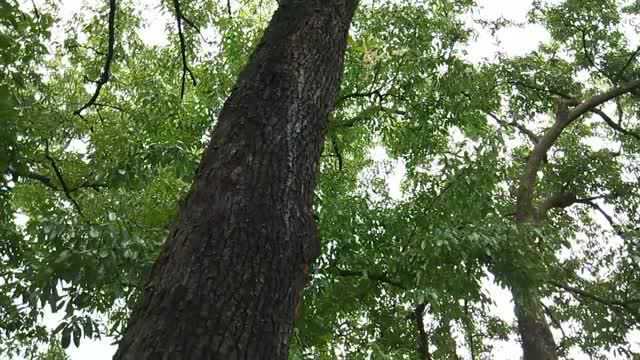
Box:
[3,1,640,359]
[112,1,358,358]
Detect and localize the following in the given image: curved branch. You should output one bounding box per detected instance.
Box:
[75,0,117,115]
[538,191,577,218]
[568,80,640,123]
[515,80,640,221]
[575,198,624,237]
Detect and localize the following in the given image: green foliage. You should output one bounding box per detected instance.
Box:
[1,0,640,359]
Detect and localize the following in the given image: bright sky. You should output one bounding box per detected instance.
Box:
[10,0,637,359]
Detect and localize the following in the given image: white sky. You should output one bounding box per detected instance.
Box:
[10,0,637,359]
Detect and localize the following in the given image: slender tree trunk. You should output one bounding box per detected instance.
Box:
[492,237,557,359]
[113,1,358,359]
[414,304,432,360]
[512,286,558,360]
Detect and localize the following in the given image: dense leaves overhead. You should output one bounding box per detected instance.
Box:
[1,0,640,359]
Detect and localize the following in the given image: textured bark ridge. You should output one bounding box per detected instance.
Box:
[114,1,358,359]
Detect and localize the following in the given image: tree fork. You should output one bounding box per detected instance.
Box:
[113,1,358,358]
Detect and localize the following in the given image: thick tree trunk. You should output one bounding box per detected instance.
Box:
[512,286,558,360]
[113,1,358,359]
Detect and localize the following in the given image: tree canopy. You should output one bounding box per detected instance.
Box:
[1,0,639,358]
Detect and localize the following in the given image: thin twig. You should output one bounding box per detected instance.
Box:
[75,0,117,115]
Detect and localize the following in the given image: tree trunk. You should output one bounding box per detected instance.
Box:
[512,286,558,360]
[414,304,432,360]
[113,1,358,359]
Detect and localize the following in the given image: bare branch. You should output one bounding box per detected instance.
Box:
[590,108,640,141]
[575,198,624,237]
[172,0,197,100]
[488,111,539,144]
[549,281,640,322]
[75,0,117,115]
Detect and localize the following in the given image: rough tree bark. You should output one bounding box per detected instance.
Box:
[113,1,358,358]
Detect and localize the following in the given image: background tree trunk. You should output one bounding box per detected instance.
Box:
[113,1,358,359]
[512,286,558,360]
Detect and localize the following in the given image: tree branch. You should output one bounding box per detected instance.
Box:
[334,267,406,289]
[337,89,383,106]
[541,303,568,353]
[7,165,106,194]
[44,142,84,217]
[538,191,577,218]
[515,80,640,222]
[590,108,640,141]
[488,111,539,144]
[509,80,577,102]
[568,80,640,123]
[616,46,640,81]
[549,281,640,322]
[75,0,117,115]
[172,0,197,100]
[574,198,624,237]
[6,166,58,190]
